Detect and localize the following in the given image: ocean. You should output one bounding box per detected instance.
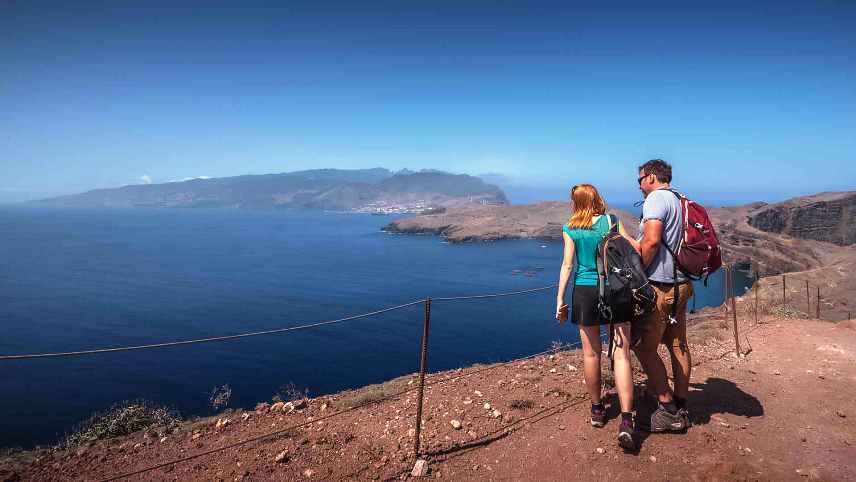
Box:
[0,207,750,448]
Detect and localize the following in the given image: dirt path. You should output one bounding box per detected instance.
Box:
[429,318,856,481]
[4,315,856,482]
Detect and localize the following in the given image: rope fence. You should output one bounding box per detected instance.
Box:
[0,299,427,361]
[0,285,558,362]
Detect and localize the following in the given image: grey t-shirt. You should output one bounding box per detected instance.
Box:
[637,189,687,283]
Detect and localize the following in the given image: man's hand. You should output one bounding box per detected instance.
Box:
[640,219,664,268]
[618,221,640,252]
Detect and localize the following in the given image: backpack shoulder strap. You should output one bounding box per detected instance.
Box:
[657,189,686,324]
[607,213,619,234]
[596,242,606,300]
[663,188,683,200]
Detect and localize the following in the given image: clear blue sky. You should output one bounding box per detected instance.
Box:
[2,1,854,204]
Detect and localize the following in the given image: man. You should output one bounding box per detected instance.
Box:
[632,159,693,432]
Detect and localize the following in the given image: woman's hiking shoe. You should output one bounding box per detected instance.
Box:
[590,404,606,428]
[617,417,635,450]
[649,405,686,432]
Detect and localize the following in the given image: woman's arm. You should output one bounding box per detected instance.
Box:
[556,230,575,320]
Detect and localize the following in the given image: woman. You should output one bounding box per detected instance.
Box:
[555,184,636,450]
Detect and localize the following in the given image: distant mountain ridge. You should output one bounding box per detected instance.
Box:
[35,168,508,211]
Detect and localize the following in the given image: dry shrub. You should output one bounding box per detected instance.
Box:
[769,305,809,319]
[61,400,180,450]
[272,382,309,403]
[208,384,232,412]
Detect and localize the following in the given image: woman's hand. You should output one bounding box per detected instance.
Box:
[555,299,569,322]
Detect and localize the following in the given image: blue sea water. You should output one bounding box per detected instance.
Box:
[0,207,750,448]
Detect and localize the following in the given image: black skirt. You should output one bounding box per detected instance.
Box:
[571,285,605,326]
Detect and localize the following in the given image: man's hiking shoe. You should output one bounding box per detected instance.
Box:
[590,405,606,428]
[617,418,635,450]
[649,406,686,432]
[678,408,691,428]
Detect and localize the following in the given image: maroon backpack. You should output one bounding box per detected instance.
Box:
[662,189,722,283]
[657,189,722,323]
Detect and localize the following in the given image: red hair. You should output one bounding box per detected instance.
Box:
[567,184,607,229]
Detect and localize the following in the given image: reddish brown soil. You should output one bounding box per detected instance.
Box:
[3,312,856,482]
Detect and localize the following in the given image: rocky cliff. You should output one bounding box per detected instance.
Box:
[707,192,855,275]
[747,192,855,246]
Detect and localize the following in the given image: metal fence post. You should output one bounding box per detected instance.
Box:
[754,268,759,324]
[816,286,821,319]
[727,264,734,312]
[413,297,431,456]
[782,274,787,305]
[723,265,730,311]
[730,265,741,355]
[805,280,810,314]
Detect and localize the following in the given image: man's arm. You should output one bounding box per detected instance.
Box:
[640,219,663,268]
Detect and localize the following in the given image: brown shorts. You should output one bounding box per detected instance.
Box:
[636,281,694,353]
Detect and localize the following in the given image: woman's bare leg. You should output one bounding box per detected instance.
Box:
[579,324,603,403]
[612,323,634,413]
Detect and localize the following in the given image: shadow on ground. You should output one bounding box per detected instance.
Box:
[686,377,764,424]
[631,376,763,452]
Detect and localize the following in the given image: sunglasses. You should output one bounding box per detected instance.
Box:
[637,173,650,185]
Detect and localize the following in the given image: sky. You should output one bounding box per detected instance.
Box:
[2,0,855,205]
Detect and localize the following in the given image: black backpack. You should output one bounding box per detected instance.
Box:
[595,215,656,352]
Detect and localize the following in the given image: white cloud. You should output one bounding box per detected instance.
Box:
[140,175,152,185]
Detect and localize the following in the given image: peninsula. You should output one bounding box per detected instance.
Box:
[384,201,640,242]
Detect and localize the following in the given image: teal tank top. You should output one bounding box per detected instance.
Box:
[562,215,613,286]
